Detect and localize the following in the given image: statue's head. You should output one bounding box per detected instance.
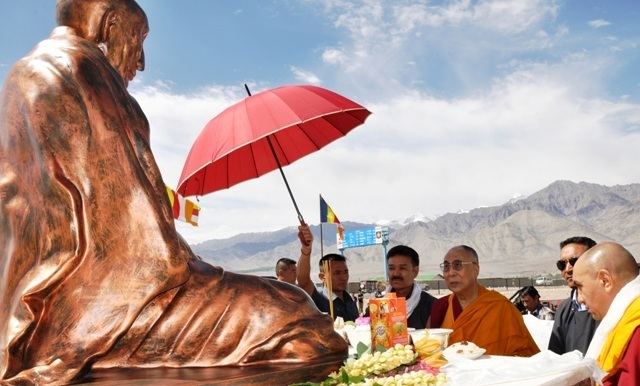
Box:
[56,0,148,87]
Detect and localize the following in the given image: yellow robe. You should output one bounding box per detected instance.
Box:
[598,295,640,374]
[442,286,539,356]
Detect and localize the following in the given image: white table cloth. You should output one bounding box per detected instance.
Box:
[443,350,600,386]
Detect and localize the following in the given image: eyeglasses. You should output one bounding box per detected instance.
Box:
[556,256,579,271]
[440,260,477,272]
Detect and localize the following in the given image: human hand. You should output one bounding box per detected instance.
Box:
[298,222,313,252]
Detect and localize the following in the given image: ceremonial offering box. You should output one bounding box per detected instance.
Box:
[368,293,409,349]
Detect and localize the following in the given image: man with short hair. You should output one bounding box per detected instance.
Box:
[275,226,318,284]
[548,236,598,354]
[297,225,358,321]
[573,242,640,385]
[520,286,554,320]
[275,258,298,284]
[429,245,538,356]
[386,245,436,329]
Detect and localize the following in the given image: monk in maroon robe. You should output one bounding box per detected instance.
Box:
[0,1,346,384]
[573,242,640,385]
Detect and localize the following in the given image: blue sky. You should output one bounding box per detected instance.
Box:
[2,1,640,243]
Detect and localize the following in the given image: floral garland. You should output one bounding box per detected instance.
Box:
[293,344,448,386]
[345,370,447,386]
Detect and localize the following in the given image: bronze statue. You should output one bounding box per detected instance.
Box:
[0,0,346,384]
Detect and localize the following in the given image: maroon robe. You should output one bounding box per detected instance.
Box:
[603,326,640,386]
[428,295,462,328]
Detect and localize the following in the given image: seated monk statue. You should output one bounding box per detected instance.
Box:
[0,0,346,384]
[428,245,539,356]
[574,242,640,385]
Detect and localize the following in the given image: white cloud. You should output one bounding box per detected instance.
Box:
[135,60,640,243]
[321,48,347,65]
[319,0,560,37]
[468,0,558,33]
[125,1,638,244]
[588,19,611,29]
[309,0,560,98]
[290,66,322,84]
[390,0,558,34]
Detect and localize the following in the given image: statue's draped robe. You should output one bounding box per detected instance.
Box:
[0,27,346,384]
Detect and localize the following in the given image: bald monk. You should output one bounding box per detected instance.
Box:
[0,0,346,384]
[573,242,640,385]
[429,245,539,356]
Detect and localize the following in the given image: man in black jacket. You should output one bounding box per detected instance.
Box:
[548,236,599,354]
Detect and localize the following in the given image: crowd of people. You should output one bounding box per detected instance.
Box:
[3,1,636,385]
[274,228,639,385]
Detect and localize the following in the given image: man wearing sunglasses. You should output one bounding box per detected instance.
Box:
[428,245,538,356]
[548,236,598,355]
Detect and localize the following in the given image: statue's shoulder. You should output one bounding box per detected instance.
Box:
[9,27,103,85]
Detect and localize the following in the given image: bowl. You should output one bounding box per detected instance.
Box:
[345,327,371,348]
[409,329,428,345]
[442,341,486,361]
[426,328,453,348]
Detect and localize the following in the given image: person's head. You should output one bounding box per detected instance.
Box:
[319,254,349,293]
[573,242,639,320]
[558,236,597,288]
[275,258,297,284]
[520,286,541,313]
[56,0,148,86]
[442,245,479,294]
[386,245,419,293]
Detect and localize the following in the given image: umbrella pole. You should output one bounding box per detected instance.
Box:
[265,135,305,224]
[244,84,305,225]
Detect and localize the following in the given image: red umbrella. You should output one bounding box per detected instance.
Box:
[177,84,371,223]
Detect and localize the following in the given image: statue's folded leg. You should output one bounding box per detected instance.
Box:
[94,258,348,369]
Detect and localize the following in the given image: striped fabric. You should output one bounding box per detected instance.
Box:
[166,186,200,226]
[320,195,341,224]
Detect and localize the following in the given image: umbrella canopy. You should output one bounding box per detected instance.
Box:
[177,85,371,198]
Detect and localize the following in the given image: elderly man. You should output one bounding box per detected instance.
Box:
[0,0,345,383]
[573,242,640,385]
[429,245,538,356]
[297,224,359,321]
[386,245,436,329]
[548,236,598,354]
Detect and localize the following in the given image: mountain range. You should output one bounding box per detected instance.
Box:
[190,180,640,281]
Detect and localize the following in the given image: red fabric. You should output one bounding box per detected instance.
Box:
[429,295,462,328]
[177,85,371,196]
[603,326,640,386]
